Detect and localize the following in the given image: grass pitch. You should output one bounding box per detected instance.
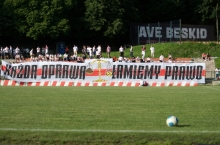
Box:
[0,86,220,145]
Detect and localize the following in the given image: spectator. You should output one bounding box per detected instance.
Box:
[159,54,164,62]
[168,53,172,60]
[15,46,20,55]
[202,53,206,60]
[106,45,111,58]
[36,46,40,57]
[150,45,155,58]
[146,56,151,63]
[119,46,124,58]
[45,45,49,55]
[9,46,13,59]
[92,45,96,58]
[63,53,68,61]
[73,45,78,55]
[141,45,146,60]
[113,55,117,62]
[206,53,211,61]
[118,56,123,62]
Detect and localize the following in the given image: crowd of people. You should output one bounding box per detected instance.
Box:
[0,44,183,64]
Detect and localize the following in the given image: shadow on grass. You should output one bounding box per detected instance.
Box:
[177,125,191,127]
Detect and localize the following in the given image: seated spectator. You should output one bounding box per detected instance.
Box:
[63,53,68,61]
[113,56,117,62]
[130,56,135,63]
[159,54,164,62]
[206,53,211,61]
[146,56,151,63]
[202,53,206,60]
[168,53,172,60]
[118,56,123,62]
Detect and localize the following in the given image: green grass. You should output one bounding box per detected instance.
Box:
[0,86,220,145]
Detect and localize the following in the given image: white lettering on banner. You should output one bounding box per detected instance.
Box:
[140,27,207,39]
[1,60,206,83]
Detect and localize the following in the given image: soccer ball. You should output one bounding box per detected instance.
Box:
[166,116,178,127]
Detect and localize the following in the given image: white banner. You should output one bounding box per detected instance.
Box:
[1,60,205,83]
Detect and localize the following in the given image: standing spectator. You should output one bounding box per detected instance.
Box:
[96,49,101,59]
[141,45,146,60]
[130,45,133,58]
[4,46,9,59]
[150,45,155,58]
[15,46,20,55]
[82,45,87,59]
[45,45,49,55]
[73,45,78,55]
[97,45,102,56]
[36,46,40,57]
[30,48,34,59]
[92,45,96,58]
[89,47,93,59]
[87,46,92,57]
[106,45,111,58]
[119,46,124,58]
[9,46,13,59]
[159,54,164,62]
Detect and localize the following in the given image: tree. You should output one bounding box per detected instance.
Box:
[84,0,139,37]
[4,0,73,40]
[197,0,219,40]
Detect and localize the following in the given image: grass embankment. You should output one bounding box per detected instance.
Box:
[0,86,220,145]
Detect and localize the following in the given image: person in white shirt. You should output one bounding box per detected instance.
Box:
[146,56,151,63]
[150,45,155,58]
[45,45,48,55]
[30,48,34,59]
[159,54,164,62]
[87,46,92,58]
[96,49,100,59]
[15,46,20,55]
[119,46,124,58]
[4,46,9,59]
[141,45,146,60]
[63,53,68,61]
[36,47,40,57]
[89,47,93,59]
[118,56,123,62]
[73,45,78,55]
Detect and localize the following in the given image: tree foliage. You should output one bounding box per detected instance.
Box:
[4,0,72,40]
[0,0,218,46]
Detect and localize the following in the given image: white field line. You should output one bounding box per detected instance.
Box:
[202,86,220,91]
[0,128,220,133]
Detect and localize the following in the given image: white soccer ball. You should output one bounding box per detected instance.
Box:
[166,116,178,127]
